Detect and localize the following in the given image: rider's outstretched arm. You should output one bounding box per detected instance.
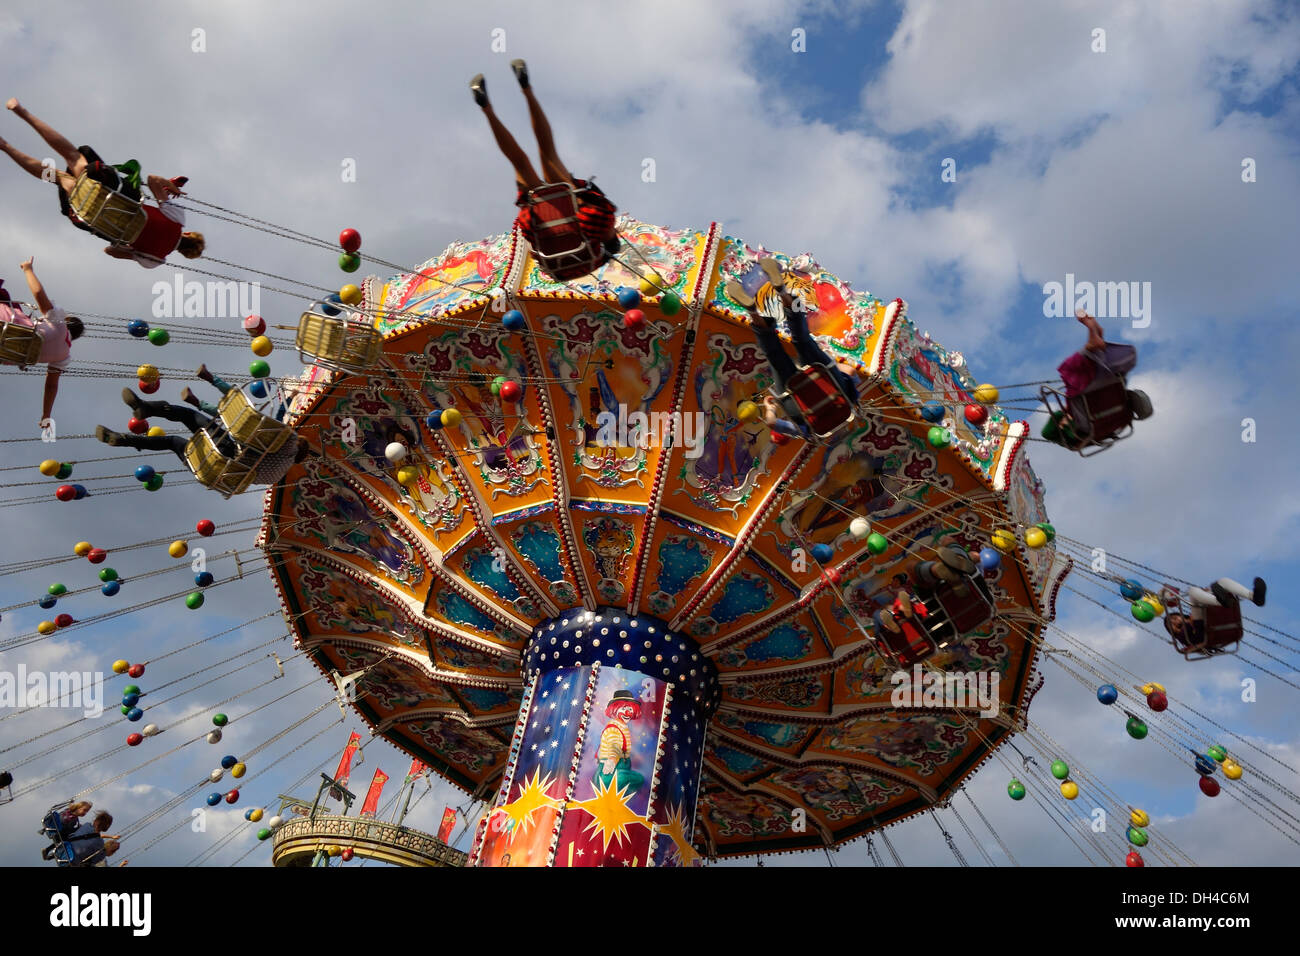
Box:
[20,259,53,313]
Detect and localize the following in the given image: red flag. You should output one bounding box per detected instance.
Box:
[438,807,457,843]
[359,769,389,818]
[333,731,362,788]
[405,758,428,783]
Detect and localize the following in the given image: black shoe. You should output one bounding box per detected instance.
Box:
[180,387,200,409]
[1252,577,1266,607]
[95,425,125,447]
[1127,389,1153,420]
[602,236,621,256]
[1211,582,1239,607]
[510,59,530,89]
[121,388,143,414]
[195,363,212,383]
[470,74,488,107]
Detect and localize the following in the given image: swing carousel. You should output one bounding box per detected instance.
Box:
[260,216,1070,866]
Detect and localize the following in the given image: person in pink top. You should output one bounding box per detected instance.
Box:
[1,258,83,428]
[0,98,204,267]
[1041,309,1151,447]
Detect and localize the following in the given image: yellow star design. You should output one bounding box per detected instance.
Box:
[658,803,701,867]
[569,775,650,852]
[499,766,561,842]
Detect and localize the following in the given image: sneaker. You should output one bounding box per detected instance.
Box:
[758,257,785,290]
[95,425,124,447]
[1210,582,1239,608]
[930,561,959,583]
[469,74,488,107]
[120,387,143,413]
[896,592,913,617]
[510,59,530,89]
[937,545,976,576]
[602,236,621,256]
[1252,577,1266,607]
[876,610,900,634]
[724,278,754,308]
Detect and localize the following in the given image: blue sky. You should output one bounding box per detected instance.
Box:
[0,0,1297,867]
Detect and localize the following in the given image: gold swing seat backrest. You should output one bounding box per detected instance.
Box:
[216,388,290,454]
[296,312,383,372]
[68,174,147,245]
[184,430,255,497]
[0,320,43,366]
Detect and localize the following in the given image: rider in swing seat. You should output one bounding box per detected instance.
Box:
[728,258,859,439]
[1,98,204,267]
[470,61,618,281]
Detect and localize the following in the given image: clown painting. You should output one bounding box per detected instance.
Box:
[595,689,645,796]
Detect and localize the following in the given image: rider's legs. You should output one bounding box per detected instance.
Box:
[472,77,544,191]
[6,101,80,168]
[784,302,858,402]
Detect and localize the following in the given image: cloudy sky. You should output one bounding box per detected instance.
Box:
[0,0,1297,868]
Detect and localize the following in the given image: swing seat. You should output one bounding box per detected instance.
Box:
[296,311,383,373]
[879,622,935,668]
[0,316,42,367]
[39,803,85,867]
[41,805,76,842]
[1176,603,1242,661]
[925,574,996,648]
[522,182,610,282]
[67,173,146,245]
[184,430,256,498]
[876,607,937,667]
[216,388,291,454]
[776,364,856,440]
[1039,372,1136,457]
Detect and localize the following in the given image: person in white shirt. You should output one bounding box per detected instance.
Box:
[4,258,83,428]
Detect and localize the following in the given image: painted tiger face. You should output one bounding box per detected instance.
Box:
[781,273,819,315]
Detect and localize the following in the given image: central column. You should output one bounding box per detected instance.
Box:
[470,608,719,867]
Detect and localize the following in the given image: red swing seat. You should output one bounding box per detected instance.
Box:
[876,601,938,667]
[776,364,856,440]
[924,574,996,649]
[878,623,935,667]
[1070,373,1133,441]
[1175,603,1242,660]
[520,182,611,282]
